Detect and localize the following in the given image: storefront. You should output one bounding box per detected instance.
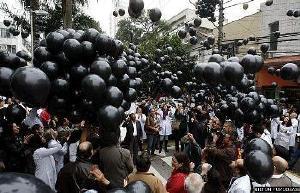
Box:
[256,55,300,103]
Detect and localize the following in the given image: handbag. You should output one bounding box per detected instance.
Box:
[172,120,181,130]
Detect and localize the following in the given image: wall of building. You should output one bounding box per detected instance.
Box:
[213,11,262,58]
[260,0,300,57]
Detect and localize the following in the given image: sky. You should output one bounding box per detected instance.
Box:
[1,0,267,35]
[84,0,266,35]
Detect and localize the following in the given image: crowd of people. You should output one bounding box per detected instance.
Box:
[0,95,300,193]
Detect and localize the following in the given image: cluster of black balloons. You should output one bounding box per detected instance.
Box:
[0,50,31,97]
[3,17,30,39]
[1,28,144,133]
[177,18,210,46]
[195,0,219,22]
[244,138,274,184]
[268,63,299,81]
[193,52,263,86]
[108,180,151,193]
[113,8,126,17]
[128,0,144,19]
[287,10,300,18]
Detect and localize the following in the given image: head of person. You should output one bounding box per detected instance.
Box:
[0,98,5,107]
[184,173,204,193]
[272,156,288,175]
[150,108,156,117]
[136,154,151,172]
[223,120,235,134]
[43,128,57,143]
[31,124,44,137]
[230,159,246,177]
[204,168,225,192]
[77,141,93,160]
[4,122,20,137]
[136,107,142,114]
[172,152,190,174]
[282,114,292,126]
[290,112,297,119]
[130,113,136,122]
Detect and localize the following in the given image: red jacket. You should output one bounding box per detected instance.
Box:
[166,170,188,193]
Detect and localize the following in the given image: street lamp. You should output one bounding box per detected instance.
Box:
[30,9,48,64]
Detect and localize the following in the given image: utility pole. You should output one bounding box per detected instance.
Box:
[218,0,224,52]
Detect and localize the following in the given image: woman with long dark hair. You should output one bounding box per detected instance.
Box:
[201,168,226,193]
[166,152,191,193]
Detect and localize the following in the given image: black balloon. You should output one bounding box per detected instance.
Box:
[260,43,269,54]
[124,88,137,102]
[0,67,13,95]
[240,97,256,112]
[178,29,187,39]
[245,150,273,184]
[189,36,198,45]
[119,9,126,16]
[245,138,272,156]
[81,41,97,62]
[40,61,59,80]
[51,78,69,97]
[106,86,123,107]
[280,63,299,80]
[70,64,88,83]
[90,60,112,81]
[265,0,273,6]
[113,10,118,17]
[46,32,65,54]
[128,0,144,18]
[194,18,202,27]
[10,67,51,107]
[247,47,257,55]
[287,10,294,16]
[99,105,122,132]
[149,8,162,22]
[203,62,222,85]
[240,54,264,74]
[171,86,182,99]
[81,74,106,103]
[223,62,244,84]
[126,180,151,193]
[0,172,54,193]
[267,67,276,75]
[3,20,11,27]
[112,59,127,78]
[82,28,99,43]
[107,74,118,86]
[208,54,224,64]
[63,39,83,62]
[33,47,51,65]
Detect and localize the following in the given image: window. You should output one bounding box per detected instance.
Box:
[269,21,279,51]
[7,45,16,53]
[0,28,11,38]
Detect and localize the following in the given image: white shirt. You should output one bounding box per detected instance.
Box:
[69,141,79,162]
[228,175,270,193]
[261,129,273,148]
[237,127,245,141]
[132,121,137,136]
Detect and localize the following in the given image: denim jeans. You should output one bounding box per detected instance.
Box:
[147,134,157,155]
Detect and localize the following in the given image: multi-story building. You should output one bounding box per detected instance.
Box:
[0,22,30,54]
[256,0,300,101]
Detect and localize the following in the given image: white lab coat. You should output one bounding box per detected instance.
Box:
[274,124,293,150]
[261,129,273,148]
[157,109,172,136]
[69,141,79,162]
[290,118,298,147]
[136,113,147,140]
[271,117,280,140]
[33,143,62,190]
[48,140,68,173]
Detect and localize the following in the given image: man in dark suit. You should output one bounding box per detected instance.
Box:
[122,113,143,164]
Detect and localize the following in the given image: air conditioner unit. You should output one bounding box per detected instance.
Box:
[0,45,7,51]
